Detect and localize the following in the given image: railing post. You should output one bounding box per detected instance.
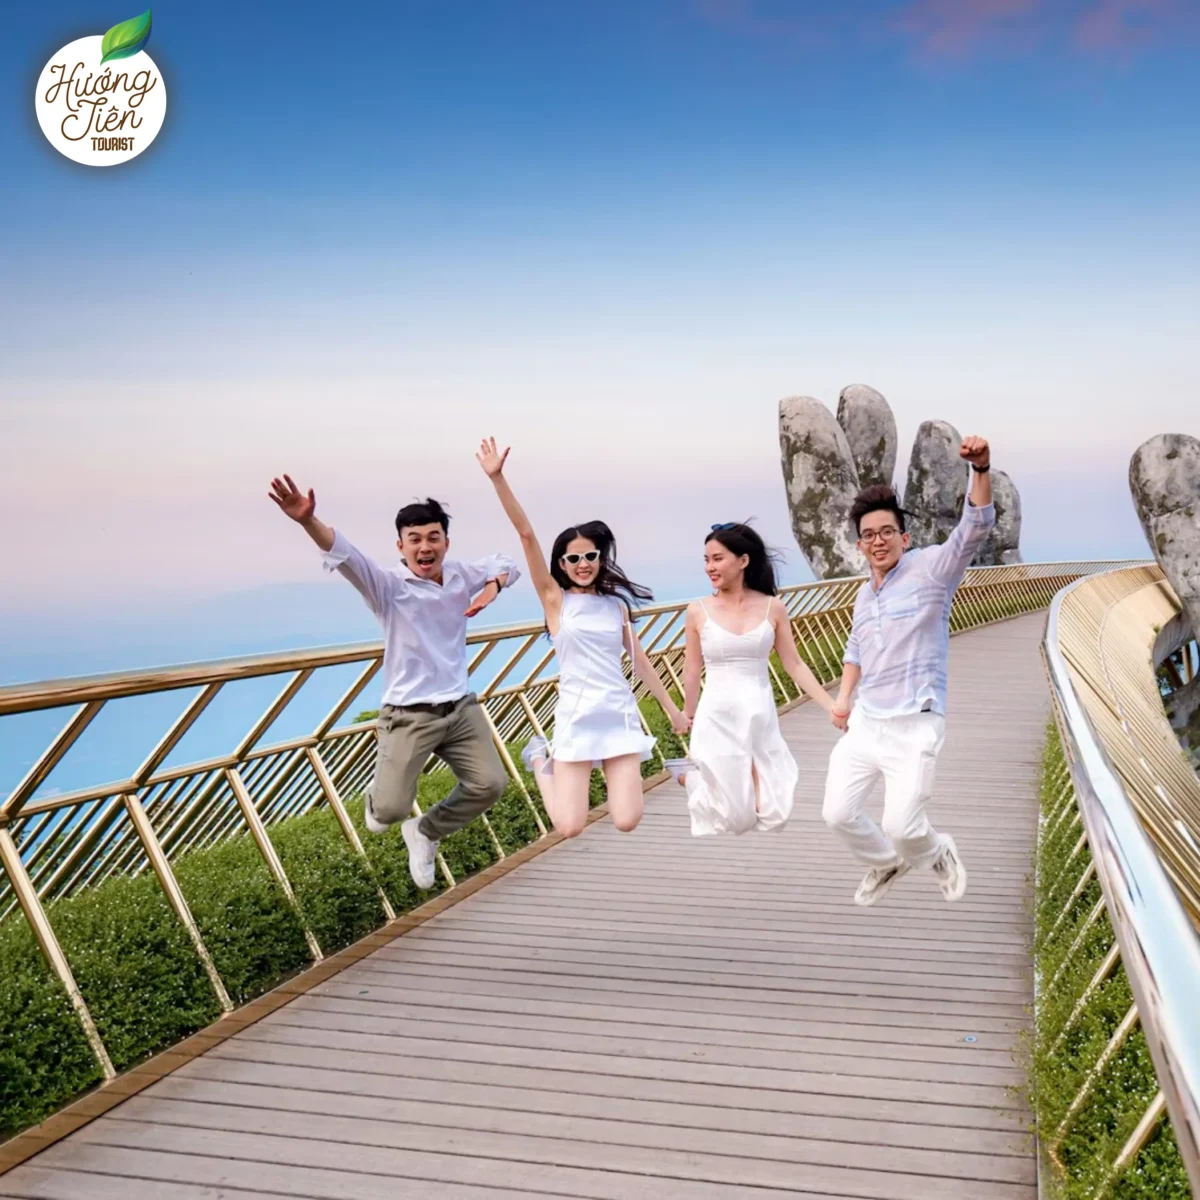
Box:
[305,746,396,920]
[0,828,115,1079]
[121,792,234,1012]
[224,767,323,962]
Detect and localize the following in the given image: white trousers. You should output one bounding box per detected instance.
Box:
[822,710,948,871]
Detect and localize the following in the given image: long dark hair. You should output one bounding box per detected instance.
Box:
[705,522,779,596]
[549,521,653,611]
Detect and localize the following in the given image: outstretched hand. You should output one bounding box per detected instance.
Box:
[476,437,510,479]
[269,475,315,523]
[959,436,990,469]
[465,580,501,618]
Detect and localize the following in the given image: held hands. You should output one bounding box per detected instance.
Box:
[830,702,850,733]
[476,437,510,479]
[268,475,315,523]
[670,709,692,736]
[959,436,990,469]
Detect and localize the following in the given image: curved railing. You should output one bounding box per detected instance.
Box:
[1040,564,1200,1195]
[0,558,1141,1118]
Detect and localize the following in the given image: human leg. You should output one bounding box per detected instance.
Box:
[876,713,965,899]
[601,753,644,833]
[421,696,509,840]
[366,705,441,830]
[823,716,909,905]
[548,759,593,838]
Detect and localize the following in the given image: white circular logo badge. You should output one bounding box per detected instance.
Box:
[35,13,166,166]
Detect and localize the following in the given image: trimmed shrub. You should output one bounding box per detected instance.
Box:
[0,914,102,1136]
[49,871,223,1072]
[1032,725,1190,1198]
[269,805,385,955]
[173,835,313,1006]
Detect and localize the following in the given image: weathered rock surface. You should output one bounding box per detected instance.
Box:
[778,396,864,579]
[903,420,966,548]
[837,384,897,489]
[1130,433,1200,639]
[975,468,1022,566]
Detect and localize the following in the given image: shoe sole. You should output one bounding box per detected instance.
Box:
[937,835,967,902]
[401,820,437,890]
[854,863,911,907]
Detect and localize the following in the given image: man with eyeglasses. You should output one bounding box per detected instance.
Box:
[822,436,995,907]
[268,477,520,892]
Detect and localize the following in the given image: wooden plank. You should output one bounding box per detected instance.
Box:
[169,1057,1032,1155]
[115,1088,1035,1184]
[1,616,1048,1199]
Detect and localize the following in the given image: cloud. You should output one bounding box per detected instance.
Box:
[693,0,1200,61]
[1072,0,1200,54]
[889,0,1043,59]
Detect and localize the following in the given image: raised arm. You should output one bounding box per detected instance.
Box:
[476,438,560,617]
[269,474,333,550]
[771,598,835,714]
[268,474,394,618]
[683,603,704,724]
[625,617,690,734]
[921,436,996,587]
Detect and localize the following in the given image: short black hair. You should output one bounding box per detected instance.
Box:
[395,497,450,537]
[850,485,906,536]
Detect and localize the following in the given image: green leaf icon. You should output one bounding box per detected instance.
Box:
[100,10,152,64]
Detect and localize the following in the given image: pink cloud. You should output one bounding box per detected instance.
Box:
[1073,0,1200,53]
[693,0,1200,60]
[890,0,1043,59]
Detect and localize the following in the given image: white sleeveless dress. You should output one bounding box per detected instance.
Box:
[550,592,656,765]
[686,600,799,836]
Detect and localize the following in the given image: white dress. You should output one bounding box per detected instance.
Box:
[686,599,799,836]
[550,592,656,765]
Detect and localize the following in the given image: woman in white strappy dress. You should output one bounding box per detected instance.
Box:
[669,523,837,836]
[476,438,689,837]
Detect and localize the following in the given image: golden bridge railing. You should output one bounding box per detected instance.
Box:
[0,559,1141,1086]
[1040,565,1200,1195]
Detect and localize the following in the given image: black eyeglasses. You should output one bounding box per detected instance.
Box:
[562,550,601,565]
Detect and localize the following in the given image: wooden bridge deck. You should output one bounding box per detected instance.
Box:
[1,615,1049,1200]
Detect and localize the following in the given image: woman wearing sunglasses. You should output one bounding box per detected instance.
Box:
[476,437,689,838]
[667,522,836,836]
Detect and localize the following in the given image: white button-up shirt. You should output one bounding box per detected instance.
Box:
[322,531,521,707]
[844,499,995,719]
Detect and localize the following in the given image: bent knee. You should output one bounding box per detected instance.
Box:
[555,817,587,839]
[612,812,642,833]
[469,767,508,803]
[822,795,852,830]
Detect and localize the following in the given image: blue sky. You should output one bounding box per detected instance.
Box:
[2,0,1198,679]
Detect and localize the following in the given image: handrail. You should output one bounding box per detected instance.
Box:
[1042,567,1200,1193]
[0,557,1146,1094]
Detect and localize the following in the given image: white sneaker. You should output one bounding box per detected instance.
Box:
[520,737,553,776]
[663,758,694,785]
[854,860,911,907]
[932,835,967,902]
[363,793,388,835]
[402,817,438,890]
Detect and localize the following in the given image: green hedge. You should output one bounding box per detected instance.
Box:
[173,835,312,1006]
[1032,726,1190,1199]
[0,915,102,1137]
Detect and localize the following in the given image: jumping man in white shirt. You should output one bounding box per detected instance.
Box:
[822,436,995,907]
[269,477,520,890]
